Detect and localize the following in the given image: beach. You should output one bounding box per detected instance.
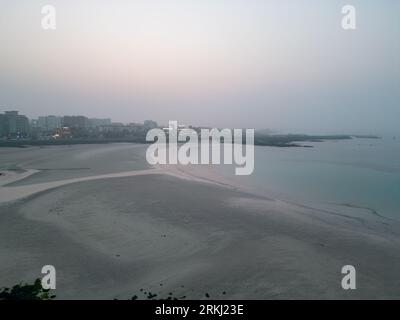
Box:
[1,143,400,299]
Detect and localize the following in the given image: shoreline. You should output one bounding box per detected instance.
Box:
[1,172,399,299]
[1,151,396,226]
[1,162,388,226]
[1,141,397,237]
[1,144,400,299]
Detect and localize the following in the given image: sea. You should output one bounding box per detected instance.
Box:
[215,136,400,219]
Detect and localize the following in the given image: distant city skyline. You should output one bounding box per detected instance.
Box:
[0,109,163,127]
[1,0,399,135]
[0,109,162,141]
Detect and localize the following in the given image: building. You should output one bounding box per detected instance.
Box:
[98,123,143,134]
[4,111,18,134]
[88,118,112,128]
[16,114,30,136]
[62,116,89,129]
[37,117,46,129]
[47,116,62,130]
[30,119,39,129]
[36,115,62,131]
[0,114,6,137]
[0,111,30,138]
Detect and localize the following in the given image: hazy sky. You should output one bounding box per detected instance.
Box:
[0,0,399,134]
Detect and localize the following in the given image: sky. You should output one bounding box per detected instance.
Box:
[0,0,399,134]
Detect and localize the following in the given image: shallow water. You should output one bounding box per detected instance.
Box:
[215,137,400,219]
[1,138,399,219]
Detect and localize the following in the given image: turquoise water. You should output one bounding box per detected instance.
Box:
[219,137,400,219]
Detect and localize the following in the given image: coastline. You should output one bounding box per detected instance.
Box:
[1,144,400,299]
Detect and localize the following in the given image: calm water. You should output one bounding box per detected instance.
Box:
[218,137,400,219]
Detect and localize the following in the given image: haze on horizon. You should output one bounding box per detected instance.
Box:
[0,0,399,135]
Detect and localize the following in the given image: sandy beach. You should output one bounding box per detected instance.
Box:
[1,144,400,299]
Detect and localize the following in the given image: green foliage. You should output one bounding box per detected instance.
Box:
[129,285,226,300]
[0,278,56,300]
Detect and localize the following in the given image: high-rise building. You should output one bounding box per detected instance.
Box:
[0,114,6,137]
[37,116,47,130]
[88,118,112,128]
[30,119,39,129]
[37,115,62,131]
[4,111,18,134]
[49,116,61,130]
[0,111,30,138]
[62,116,89,129]
[48,116,61,130]
[16,114,30,135]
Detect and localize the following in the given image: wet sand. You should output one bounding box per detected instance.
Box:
[1,144,400,299]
